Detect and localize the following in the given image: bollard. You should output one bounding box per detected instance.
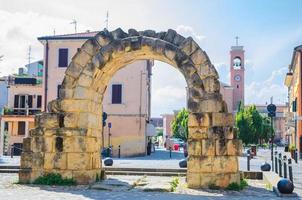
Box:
[10,145,13,158]
[118,145,121,158]
[169,147,172,158]
[247,152,250,171]
[294,149,298,163]
[288,158,293,183]
[275,151,278,174]
[283,155,287,178]
[279,153,282,177]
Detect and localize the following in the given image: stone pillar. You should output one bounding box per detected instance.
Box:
[19,112,102,184]
[186,112,242,188]
[0,119,5,156]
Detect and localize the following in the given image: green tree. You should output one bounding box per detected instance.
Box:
[172,108,189,141]
[236,104,272,145]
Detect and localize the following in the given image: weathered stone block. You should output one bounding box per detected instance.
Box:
[188,140,202,156]
[86,137,98,152]
[60,99,91,112]
[81,38,100,56]
[65,62,83,79]
[201,139,215,156]
[63,136,86,153]
[20,152,32,169]
[63,112,79,128]
[188,127,208,140]
[203,77,220,93]
[187,156,200,173]
[35,113,60,129]
[23,137,32,152]
[44,136,54,152]
[31,152,44,170]
[78,113,98,129]
[199,99,224,113]
[212,156,238,173]
[215,139,227,156]
[188,113,211,127]
[180,37,199,56]
[227,139,242,156]
[72,169,97,184]
[67,153,92,170]
[31,136,44,153]
[190,49,208,65]
[95,30,113,46]
[199,156,214,173]
[73,86,93,100]
[187,172,201,188]
[212,113,234,127]
[59,88,74,99]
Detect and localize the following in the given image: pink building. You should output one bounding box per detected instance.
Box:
[38,31,154,157]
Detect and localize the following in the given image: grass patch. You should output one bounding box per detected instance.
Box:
[170,177,180,192]
[33,173,76,186]
[226,179,248,191]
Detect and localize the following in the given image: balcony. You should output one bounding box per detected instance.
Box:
[3,107,41,116]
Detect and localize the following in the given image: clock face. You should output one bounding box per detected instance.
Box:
[234,75,241,82]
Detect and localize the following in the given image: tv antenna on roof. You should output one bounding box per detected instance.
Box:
[28,45,34,66]
[105,11,109,30]
[70,19,77,33]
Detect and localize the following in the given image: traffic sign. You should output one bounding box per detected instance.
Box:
[267,104,276,113]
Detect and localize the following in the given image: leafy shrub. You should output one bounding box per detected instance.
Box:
[170,177,179,192]
[226,179,248,191]
[33,173,76,186]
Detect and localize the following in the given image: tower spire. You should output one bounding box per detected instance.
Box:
[235,36,239,46]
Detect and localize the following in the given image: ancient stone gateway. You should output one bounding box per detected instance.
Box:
[19,28,242,188]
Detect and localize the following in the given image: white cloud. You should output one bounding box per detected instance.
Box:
[245,67,287,105]
[176,25,205,41]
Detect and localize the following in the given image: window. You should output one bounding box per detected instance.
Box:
[18,121,26,135]
[58,48,68,67]
[237,85,239,89]
[112,84,122,104]
[57,85,62,98]
[37,95,42,108]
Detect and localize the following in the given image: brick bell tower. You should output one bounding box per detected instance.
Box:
[230,37,245,112]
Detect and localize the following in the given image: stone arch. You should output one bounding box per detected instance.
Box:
[20,28,242,188]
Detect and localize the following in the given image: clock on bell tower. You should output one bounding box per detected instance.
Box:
[230,37,245,112]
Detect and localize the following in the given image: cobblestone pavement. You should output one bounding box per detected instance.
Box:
[0,173,296,200]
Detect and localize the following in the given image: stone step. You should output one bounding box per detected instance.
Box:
[104,167,186,173]
[0,169,20,173]
[0,165,20,169]
[105,171,186,177]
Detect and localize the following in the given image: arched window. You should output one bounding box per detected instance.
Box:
[233,57,241,69]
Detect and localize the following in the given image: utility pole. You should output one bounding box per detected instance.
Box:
[267,97,276,171]
[70,19,77,33]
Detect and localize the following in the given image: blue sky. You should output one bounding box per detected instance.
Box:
[0,0,301,116]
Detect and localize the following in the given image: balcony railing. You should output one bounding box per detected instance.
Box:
[3,108,41,116]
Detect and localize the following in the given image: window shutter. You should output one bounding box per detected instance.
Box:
[28,95,33,108]
[37,95,42,108]
[58,48,68,67]
[14,95,19,108]
[57,85,62,98]
[18,122,26,135]
[20,96,26,108]
[112,84,122,104]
